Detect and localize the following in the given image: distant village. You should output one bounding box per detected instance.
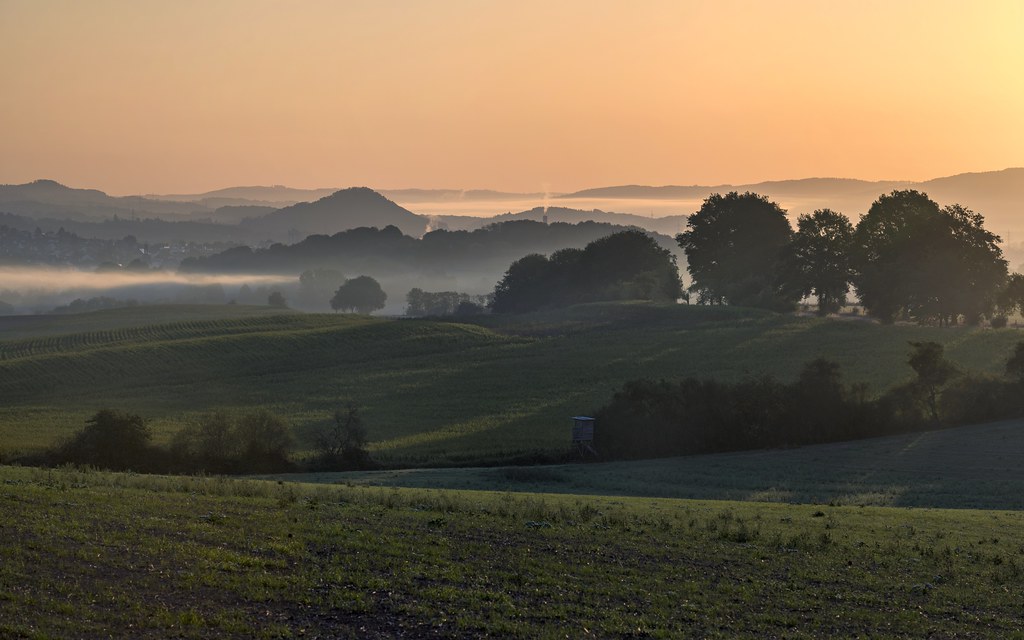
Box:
[0,225,236,270]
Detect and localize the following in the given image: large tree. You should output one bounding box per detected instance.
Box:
[851,190,1006,325]
[330,275,387,314]
[782,209,854,315]
[676,192,794,309]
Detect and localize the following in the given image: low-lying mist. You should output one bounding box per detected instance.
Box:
[0,267,295,314]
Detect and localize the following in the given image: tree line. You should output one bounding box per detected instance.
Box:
[490,229,683,313]
[34,405,376,475]
[594,341,1024,460]
[678,190,1018,324]
[179,219,679,279]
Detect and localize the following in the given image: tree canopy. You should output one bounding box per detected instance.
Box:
[676,192,794,310]
[331,276,387,314]
[491,229,682,313]
[782,209,854,315]
[851,190,1007,324]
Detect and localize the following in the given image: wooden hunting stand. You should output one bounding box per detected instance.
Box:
[571,416,597,458]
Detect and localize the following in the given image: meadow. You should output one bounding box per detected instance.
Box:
[2,302,1024,466]
[2,464,1023,639]
[289,418,1024,511]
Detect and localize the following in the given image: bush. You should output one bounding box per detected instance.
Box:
[310,403,375,471]
[169,412,237,473]
[235,410,294,473]
[53,410,163,471]
[170,410,295,474]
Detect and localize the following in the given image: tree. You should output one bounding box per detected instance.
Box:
[782,209,854,315]
[491,230,682,313]
[851,191,1006,325]
[491,253,556,313]
[330,276,387,314]
[997,273,1024,318]
[313,402,372,469]
[406,288,489,316]
[56,409,153,471]
[676,192,794,309]
[169,412,236,472]
[907,341,957,425]
[297,268,345,310]
[1006,342,1024,384]
[234,410,293,472]
[577,229,683,302]
[267,290,288,308]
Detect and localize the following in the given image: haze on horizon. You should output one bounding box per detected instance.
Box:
[2,1,1022,195]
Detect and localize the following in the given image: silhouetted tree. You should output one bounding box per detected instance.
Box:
[851,191,1006,324]
[331,276,387,314]
[267,290,288,308]
[169,412,236,473]
[908,341,957,425]
[234,410,293,472]
[997,273,1024,319]
[1006,342,1024,384]
[406,288,490,316]
[56,409,154,471]
[676,192,794,309]
[782,209,854,315]
[491,230,681,313]
[313,402,372,469]
[491,253,554,313]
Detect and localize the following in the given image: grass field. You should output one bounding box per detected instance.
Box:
[2,302,1023,465]
[2,464,1024,638]
[287,419,1024,511]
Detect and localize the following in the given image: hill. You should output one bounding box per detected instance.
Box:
[558,168,1024,238]
[468,206,689,236]
[0,179,206,220]
[148,185,340,207]
[240,187,428,240]
[380,188,546,203]
[3,302,1023,465]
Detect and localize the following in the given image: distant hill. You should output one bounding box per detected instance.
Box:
[209,205,279,224]
[489,206,687,236]
[147,185,339,206]
[0,179,206,220]
[380,188,547,203]
[240,187,428,240]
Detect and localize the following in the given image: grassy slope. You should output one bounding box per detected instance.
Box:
[291,418,1024,510]
[2,302,1023,464]
[0,304,295,340]
[2,465,1023,639]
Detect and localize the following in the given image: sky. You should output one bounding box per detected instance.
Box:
[1,0,1022,195]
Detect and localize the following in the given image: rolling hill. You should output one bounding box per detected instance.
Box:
[3,302,1023,466]
[0,179,206,220]
[240,187,428,239]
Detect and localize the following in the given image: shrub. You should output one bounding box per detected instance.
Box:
[53,410,161,471]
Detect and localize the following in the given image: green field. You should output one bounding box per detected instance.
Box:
[3,464,1024,638]
[3,302,1024,465]
[289,418,1024,510]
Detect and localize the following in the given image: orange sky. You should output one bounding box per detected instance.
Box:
[1,0,1022,195]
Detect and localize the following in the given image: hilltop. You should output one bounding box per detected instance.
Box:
[239,187,428,239]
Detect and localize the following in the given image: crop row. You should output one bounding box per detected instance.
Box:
[0,320,518,401]
[0,314,366,360]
